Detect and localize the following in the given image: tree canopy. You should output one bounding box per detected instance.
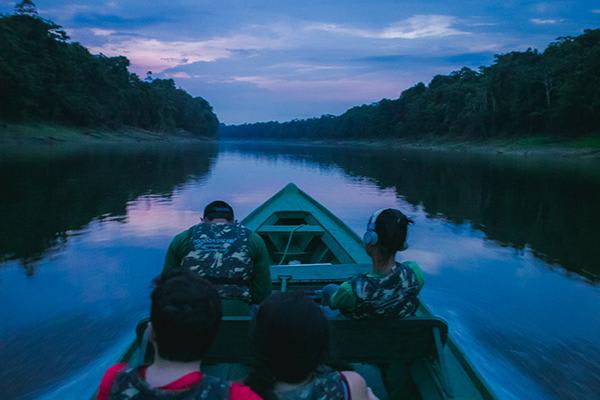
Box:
[221,29,600,140]
[0,3,219,137]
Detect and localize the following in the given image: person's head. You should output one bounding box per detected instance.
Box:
[203,200,234,222]
[150,269,222,362]
[246,292,330,397]
[363,208,413,264]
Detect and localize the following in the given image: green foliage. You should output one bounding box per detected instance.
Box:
[222,29,600,140]
[15,0,37,16]
[0,9,218,137]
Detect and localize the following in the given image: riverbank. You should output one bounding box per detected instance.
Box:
[0,123,213,147]
[4,123,599,160]
[222,135,600,159]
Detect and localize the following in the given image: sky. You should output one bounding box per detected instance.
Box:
[2,1,599,124]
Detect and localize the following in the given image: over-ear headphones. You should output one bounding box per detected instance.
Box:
[362,208,385,246]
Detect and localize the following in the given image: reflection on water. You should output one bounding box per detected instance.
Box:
[0,142,599,399]
[221,142,600,282]
[0,144,217,269]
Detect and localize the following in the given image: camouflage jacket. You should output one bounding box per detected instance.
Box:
[109,367,229,400]
[180,222,253,302]
[273,367,347,400]
[344,261,421,319]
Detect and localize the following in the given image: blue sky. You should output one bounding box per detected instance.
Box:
[2,1,599,124]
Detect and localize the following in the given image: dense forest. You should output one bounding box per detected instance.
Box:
[0,1,219,137]
[222,29,600,140]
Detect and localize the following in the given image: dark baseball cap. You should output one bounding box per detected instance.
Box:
[203,200,234,221]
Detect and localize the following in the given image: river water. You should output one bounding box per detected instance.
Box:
[0,141,599,399]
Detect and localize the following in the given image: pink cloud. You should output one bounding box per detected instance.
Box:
[228,74,417,102]
[89,34,285,73]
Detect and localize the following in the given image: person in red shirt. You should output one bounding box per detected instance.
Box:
[97,270,261,400]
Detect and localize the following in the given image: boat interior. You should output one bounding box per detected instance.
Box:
[124,268,493,400]
[254,211,354,265]
[112,183,495,400]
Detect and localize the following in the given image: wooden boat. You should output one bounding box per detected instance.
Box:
[110,183,496,400]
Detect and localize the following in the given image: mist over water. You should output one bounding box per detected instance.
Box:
[0,142,598,399]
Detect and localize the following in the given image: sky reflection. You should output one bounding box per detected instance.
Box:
[1,145,598,399]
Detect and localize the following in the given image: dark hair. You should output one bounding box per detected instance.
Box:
[203,200,234,221]
[150,269,222,362]
[246,292,330,400]
[373,208,413,261]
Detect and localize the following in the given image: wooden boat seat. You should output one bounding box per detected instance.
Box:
[258,224,325,234]
[270,264,372,284]
[127,315,449,400]
[203,316,448,364]
[134,316,448,365]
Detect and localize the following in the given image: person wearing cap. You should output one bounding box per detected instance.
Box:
[163,200,271,315]
[322,208,424,319]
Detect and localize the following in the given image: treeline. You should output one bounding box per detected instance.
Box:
[0,2,219,137]
[222,29,600,140]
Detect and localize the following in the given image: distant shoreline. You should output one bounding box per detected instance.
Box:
[0,123,214,147]
[220,135,600,159]
[2,123,599,160]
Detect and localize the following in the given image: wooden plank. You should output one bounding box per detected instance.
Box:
[242,183,370,264]
[258,225,325,234]
[320,233,355,264]
[270,264,371,283]
[328,318,447,364]
[204,317,448,364]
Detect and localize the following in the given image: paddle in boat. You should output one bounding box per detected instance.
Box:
[103,183,496,400]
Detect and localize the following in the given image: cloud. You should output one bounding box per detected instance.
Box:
[89,33,283,73]
[307,15,467,40]
[39,4,96,19]
[532,3,551,13]
[166,71,192,79]
[530,18,561,25]
[90,38,223,72]
[73,13,170,29]
[356,52,494,67]
[90,28,115,37]
[265,62,349,74]
[226,74,411,102]
[593,9,600,14]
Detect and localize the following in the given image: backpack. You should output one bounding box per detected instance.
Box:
[109,368,229,400]
[345,261,421,319]
[274,367,347,400]
[181,222,253,302]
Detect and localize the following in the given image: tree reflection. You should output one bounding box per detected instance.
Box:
[0,144,217,271]
[221,142,600,282]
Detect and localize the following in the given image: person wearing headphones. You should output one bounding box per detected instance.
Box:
[322,208,424,319]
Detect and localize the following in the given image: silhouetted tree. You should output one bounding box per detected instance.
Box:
[15,0,37,16]
[0,4,219,137]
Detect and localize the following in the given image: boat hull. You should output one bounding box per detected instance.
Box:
[97,183,496,400]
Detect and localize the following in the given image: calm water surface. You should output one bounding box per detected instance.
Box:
[1,142,599,399]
